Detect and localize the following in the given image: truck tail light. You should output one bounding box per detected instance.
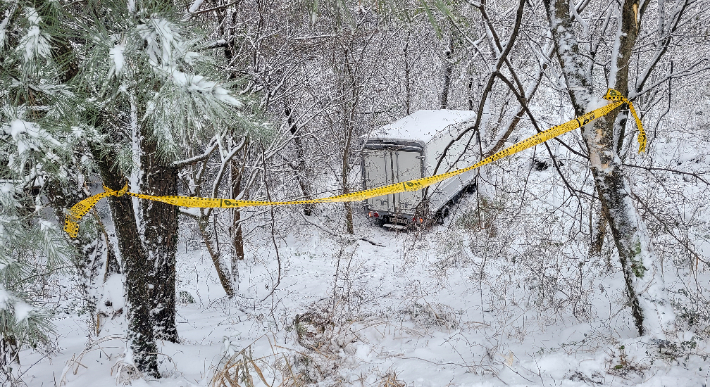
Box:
[369,211,379,218]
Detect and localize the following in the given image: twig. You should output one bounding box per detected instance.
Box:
[622,163,710,186]
[630,191,709,267]
[190,0,243,15]
[299,213,385,247]
[260,145,282,302]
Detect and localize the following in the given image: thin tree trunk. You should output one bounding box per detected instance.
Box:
[219,7,246,278]
[340,44,357,235]
[101,223,122,281]
[285,107,315,216]
[342,113,354,234]
[199,215,235,297]
[404,31,412,115]
[139,136,179,343]
[231,158,245,264]
[91,146,159,377]
[440,30,455,109]
[342,106,354,234]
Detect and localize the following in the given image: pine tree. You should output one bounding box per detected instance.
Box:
[0,2,78,383]
[63,0,254,375]
[2,0,258,378]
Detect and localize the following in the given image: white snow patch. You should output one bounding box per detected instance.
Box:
[163,68,243,107]
[3,119,60,154]
[189,0,204,13]
[0,5,13,50]
[13,300,33,322]
[26,7,41,24]
[355,344,373,362]
[0,286,10,310]
[109,44,125,76]
[371,110,477,142]
[101,274,126,312]
[18,8,51,62]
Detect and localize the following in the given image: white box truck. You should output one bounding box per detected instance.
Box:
[361,110,480,228]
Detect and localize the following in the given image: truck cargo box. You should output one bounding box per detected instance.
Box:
[361,110,480,226]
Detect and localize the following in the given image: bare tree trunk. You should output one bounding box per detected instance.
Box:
[139,135,179,343]
[102,227,122,280]
[199,214,235,298]
[589,206,609,263]
[343,172,354,234]
[285,107,315,216]
[404,31,412,115]
[230,158,245,264]
[340,45,356,235]
[342,123,354,234]
[544,0,674,337]
[90,145,159,377]
[440,30,455,109]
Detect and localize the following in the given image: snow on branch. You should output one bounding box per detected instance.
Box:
[172,139,219,168]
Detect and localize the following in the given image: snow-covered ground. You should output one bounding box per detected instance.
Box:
[17,197,710,386]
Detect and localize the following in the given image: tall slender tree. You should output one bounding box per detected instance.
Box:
[542,0,682,336]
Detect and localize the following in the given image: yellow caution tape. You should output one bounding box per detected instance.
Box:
[64,89,645,238]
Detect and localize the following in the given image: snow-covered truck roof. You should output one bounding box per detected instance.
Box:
[368,110,477,143]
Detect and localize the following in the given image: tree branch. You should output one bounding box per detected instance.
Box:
[431,0,526,177]
[172,140,219,168]
[190,0,244,16]
[630,191,710,267]
[622,163,710,186]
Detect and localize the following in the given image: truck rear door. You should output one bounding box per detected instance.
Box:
[393,151,422,214]
[363,150,392,213]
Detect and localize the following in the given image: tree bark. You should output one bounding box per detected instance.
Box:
[543,0,674,337]
[199,215,235,297]
[404,31,412,115]
[230,158,246,264]
[440,30,455,109]
[90,146,160,377]
[139,136,179,343]
[285,107,315,216]
[589,205,609,265]
[339,45,357,235]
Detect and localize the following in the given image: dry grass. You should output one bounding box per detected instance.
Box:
[378,371,406,387]
[210,335,310,387]
[59,335,128,386]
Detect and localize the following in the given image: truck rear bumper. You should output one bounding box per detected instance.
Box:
[364,207,425,226]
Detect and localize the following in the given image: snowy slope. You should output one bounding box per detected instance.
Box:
[18,201,710,386]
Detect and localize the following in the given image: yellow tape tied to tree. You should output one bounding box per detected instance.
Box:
[64,89,645,238]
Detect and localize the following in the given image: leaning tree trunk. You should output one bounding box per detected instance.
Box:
[140,135,179,343]
[544,0,674,337]
[199,214,235,297]
[91,145,160,377]
[586,124,674,336]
